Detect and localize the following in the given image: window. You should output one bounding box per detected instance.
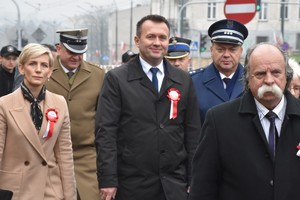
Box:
[258,3,268,20]
[280,0,288,19]
[256,36,269,44]
[208,2,216,19]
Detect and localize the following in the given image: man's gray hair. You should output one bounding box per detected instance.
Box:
[242,42,293,92]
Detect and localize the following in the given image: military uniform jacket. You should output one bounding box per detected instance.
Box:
[191,63,243,124]
[0,89,76,200]
[189,90,300,200]
[95,56,201,200]
[45,56,105,200]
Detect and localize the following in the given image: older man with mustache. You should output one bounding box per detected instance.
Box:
[189,43,300,200]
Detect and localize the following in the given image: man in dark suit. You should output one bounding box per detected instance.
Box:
[190,19,248,124]
[95,14,201,200]
[189,43,300,200]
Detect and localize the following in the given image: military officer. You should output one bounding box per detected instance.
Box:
[45,28,105,200]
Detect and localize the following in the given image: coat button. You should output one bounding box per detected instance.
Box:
[159,124,164,129]
[270,180,274,187]
[42,160,47,166]
[24,161,30,166]
[160,150,165,154]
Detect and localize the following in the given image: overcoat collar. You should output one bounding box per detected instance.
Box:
[9,89,57,161]
[50,56,92,91]
[202,63,243,101]
[127,56,183,97]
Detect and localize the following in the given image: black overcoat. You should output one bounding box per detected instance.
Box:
[95,56,201,200]
[189,90,300,200]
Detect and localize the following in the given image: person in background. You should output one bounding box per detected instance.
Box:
[165,36,191,72]
[189,43,300,200]
[45,28,105,200]
[95,14,201,200]
[0,43,76,200]
[288,58,300,98]
[190,19,248,124]
[0,45,23,97]
[121,50,137,63]
[42,43,58,58]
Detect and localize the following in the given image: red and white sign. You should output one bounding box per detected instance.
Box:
[224,0,256,24]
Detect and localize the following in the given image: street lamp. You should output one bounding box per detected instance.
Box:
[113,0,118,63]
[11,0,21,50]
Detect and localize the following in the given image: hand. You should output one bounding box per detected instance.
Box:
[100,187,117,200]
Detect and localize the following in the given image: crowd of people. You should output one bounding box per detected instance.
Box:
[1,14,300,200]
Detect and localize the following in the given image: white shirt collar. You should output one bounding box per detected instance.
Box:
[139,56,164,74]
[255,95,286,121]
[59,59,77,73]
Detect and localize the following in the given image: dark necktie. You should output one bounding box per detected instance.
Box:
[223,77,231,85]
[67,71,74,79]
[265,111,278,160]
[150,68,159,91]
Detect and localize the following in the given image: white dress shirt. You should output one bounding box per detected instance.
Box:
[255,96,286,142]
[140,56,164,92]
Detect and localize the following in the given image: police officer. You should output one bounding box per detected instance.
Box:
[191,19,248,124]
[45,28,105,200]
[165,36,192,72]
[0,45,22,97]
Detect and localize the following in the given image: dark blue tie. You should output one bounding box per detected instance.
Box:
[150,68,159,91]
[223,78,231,85]
[265,111,277,160]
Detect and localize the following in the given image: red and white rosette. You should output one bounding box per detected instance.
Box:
[296,144,300,157]
[167,88,180,119]
[43,108,58,139]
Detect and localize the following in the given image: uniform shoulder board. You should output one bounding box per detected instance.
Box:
[189,68,204,75]
[86,61,104,69]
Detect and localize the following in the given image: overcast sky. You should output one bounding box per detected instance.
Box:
[0,0,148,25]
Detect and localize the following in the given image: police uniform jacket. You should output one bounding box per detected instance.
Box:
[191,63,243,124]
[45,56,105,200]
[95,56,201,200]
[189,90,300,200]
[0,89,76,200]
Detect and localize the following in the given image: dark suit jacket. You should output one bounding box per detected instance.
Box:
[95,56,201,200]
[0,189,13,200]
[191,63,243,124]
[189,90,300,200]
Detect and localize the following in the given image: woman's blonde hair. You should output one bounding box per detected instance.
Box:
[19,43,54,68]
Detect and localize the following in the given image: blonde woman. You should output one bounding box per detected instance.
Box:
[0,43,76,200]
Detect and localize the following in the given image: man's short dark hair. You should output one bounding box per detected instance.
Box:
[136,14,170,37]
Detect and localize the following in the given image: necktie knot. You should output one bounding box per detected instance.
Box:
[67,71,74,79]
[150,67,159,75]
[266,111,277,123]
[223,77,231,85]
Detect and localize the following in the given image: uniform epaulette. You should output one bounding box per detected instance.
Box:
[85,61,104,70]
[189,68,205,76]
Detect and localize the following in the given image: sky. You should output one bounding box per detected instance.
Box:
[0,0,148,25]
